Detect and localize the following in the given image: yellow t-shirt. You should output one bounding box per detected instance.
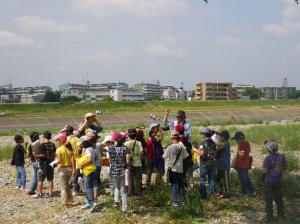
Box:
[56,145,72,167]
[69,136,80,157]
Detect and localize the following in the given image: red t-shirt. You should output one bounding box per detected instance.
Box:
[235,141,251,169]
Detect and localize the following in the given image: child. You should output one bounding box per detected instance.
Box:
[232,131,256,197]
[215,130,231,199]
[125,128,144,196]
[11,134,26,191]
[175,124,194,188]
[145,123,164,188]
[262,141,287,222]
[33,131,56,198]
[51,133,75,207]
[109,132,130,213]
[192,127,216,200]
[26,131,40,195]
[163,131,189,208]
[101,135,114,196]
[78,136,97,210]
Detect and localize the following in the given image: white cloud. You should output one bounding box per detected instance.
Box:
[81,50,131,62]
[73,0,188,17]
[262,0,300,36]
[144,36,188,58]
[0,30,33,48]
[220,35,246,47]
[14,16,88,34]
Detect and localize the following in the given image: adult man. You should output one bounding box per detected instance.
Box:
[78,113,103,137]
[163,109,192,140]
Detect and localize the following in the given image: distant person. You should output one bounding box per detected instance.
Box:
[125,128,144,196]
[262,141,287,223]
[26,131,40,195]
[109,132,130,213]
[215,130,231,199]
[78,113,103,137]
[33,131,56,198]
[145,123,165,188]
[163,131,189,208]
[232,132,256,197]
[50,133,76,207]
[193,127,216,200]
[11,134,26,191]
[163,109,192,140]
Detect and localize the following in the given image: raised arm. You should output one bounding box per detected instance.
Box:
[162,109,170,127]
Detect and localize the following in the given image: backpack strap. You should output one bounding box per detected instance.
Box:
[170,148,182,169]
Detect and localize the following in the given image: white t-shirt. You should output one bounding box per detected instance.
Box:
[163,143,189,173]
[83,147,95,164]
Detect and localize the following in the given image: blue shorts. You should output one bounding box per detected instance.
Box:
[155,158,165,174]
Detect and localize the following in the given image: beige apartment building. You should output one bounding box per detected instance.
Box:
[195,82,234,101]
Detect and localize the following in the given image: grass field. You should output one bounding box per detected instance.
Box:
[0,100,300,118]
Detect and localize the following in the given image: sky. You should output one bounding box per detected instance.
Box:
[0,0,300,90]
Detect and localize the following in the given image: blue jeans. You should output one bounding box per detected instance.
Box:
[237,169,255,195]
[16,166,26,187]
[84,171,96,204]
[94,166,101,191]
[170,171,186,204]
[30,162,39,192]
[264,182,284,219]
[200,162,215,199]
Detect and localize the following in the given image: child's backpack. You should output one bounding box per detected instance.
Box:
[270,154,285,176]
[201,139,217,163]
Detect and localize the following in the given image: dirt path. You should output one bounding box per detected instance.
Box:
[1,106,300,130]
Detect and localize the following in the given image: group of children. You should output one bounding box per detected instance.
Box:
[10,110,288,222]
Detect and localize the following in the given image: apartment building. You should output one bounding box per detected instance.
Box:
[195,82,234,101]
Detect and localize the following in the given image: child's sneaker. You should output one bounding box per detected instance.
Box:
[172,202,179,208]
[81,203,92,209]
[15,186,21,190]
[90,202,97,211]
[32,193,42,199]
[113,202,119,208]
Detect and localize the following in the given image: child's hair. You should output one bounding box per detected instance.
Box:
[30,131,39,142]
[14,134,23,144]
[82,140,94,148]
[65,142,73,151]
[43,131,52,140]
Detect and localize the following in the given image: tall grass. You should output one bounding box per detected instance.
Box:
[0,144,13,161]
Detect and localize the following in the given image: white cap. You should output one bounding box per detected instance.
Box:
[149,123,160,130]
[102,135,112,144]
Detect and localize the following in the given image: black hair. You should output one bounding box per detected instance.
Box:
[82,140,94,148]
[65,142,73,151]
[14,134,23,144]
[65,125,74,136]
[43,131,52,140]
[30,131,39,142]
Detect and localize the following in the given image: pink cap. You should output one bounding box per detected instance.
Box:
[54,133,67,144]
[111,132,123,142]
